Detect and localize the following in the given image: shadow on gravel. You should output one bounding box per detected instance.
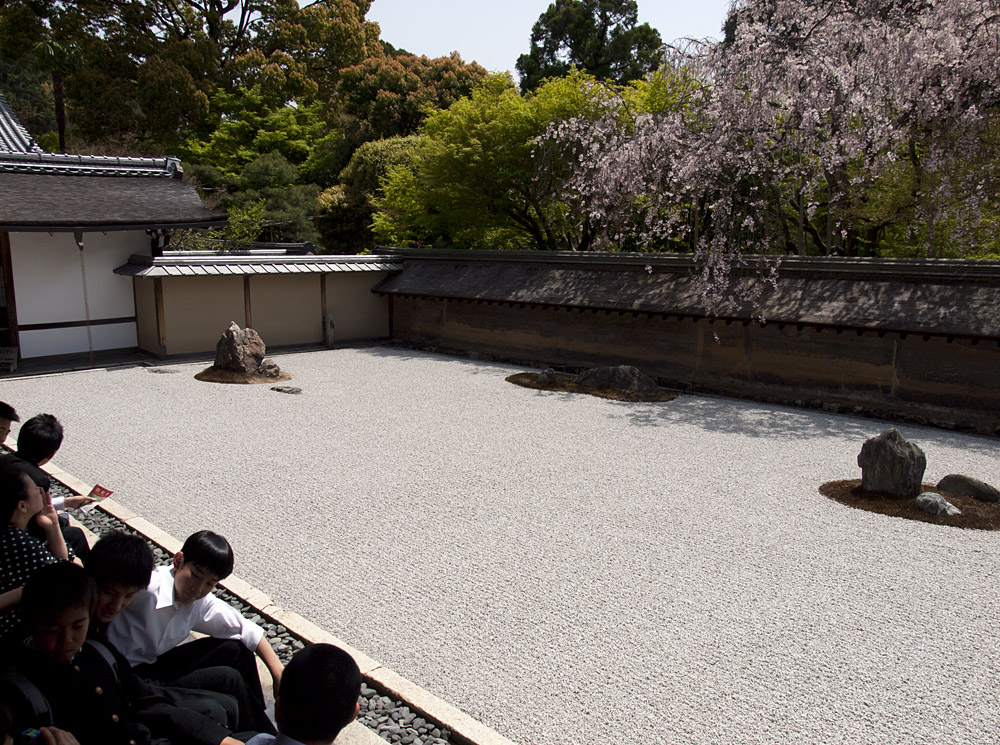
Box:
[606,397,1000,453]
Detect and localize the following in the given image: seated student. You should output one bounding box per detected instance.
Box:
[0,461,73,642]
[89,531,270,735]
[1,414,92,561]
[0,402,18,445]
[108,530,281,735]
[14,562,253,745]
[246,643,361,745]
[1,701,81,745]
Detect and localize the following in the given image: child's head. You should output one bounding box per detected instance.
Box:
[276,643,362,744]
[0,462,44,525]
[87,531,154,623]
[15,414,63,466]
[0,401,18,443]
[21,562,95,664]
[172,531,234,605]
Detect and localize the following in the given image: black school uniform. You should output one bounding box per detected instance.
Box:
[14,639,235,745]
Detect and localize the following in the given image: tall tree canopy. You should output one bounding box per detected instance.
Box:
[373,72,636,251]
[515,0,662,93]
[543,0,1000,308]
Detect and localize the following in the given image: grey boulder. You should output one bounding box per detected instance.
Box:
[257,357,281,378]
[936,474,1000,503]
[572,365,658,397]
[857,428,926,497]
[214,322,266,373]
[916,492,961,517]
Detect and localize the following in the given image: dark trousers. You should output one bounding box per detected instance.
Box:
[133,637,277,735]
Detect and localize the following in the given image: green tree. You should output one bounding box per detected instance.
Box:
[316,134,422,252]
[373,72,629,250]
[337,50,488,140]
[515,0,662,93]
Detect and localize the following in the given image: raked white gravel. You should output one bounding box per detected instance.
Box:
[4,347,999,745]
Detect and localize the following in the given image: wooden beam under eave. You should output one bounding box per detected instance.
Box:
[320,273,329,347]
[153,277,167,358]
[0,232,20,352]
[244,275,252,329]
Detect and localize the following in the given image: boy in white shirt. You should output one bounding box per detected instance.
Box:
[107,530,282,736]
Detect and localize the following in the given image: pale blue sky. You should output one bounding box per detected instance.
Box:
[364,0,733,78]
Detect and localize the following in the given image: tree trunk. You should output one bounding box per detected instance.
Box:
[53,68,66,153]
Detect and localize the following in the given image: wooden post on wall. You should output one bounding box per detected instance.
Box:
[243,275,252,329]
[0,232,19,352]
[153,277,167,358]
[320,274,329,347]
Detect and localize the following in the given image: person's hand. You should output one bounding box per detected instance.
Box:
[39,727,82,745]
[63,495,96,509]
[35,490,59,532]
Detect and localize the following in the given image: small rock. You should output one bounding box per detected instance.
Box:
[536,368,558,385]
[916,492,961,517]
[572,365,659,397]
[257,357,281,377]
[936,474,1000,503]
[271,386,302,395]
[857,429,926,497]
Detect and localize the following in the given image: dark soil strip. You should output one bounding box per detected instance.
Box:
[506,372,678,402]
[819,480,1000,530]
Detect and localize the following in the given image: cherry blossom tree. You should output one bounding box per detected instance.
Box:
[543,0,1000,311]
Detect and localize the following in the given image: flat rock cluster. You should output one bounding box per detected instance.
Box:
[572,365,659,397]
[857,428,998,517]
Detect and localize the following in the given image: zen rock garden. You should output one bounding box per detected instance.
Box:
[194,322,292,385]
[823,428,1000,529]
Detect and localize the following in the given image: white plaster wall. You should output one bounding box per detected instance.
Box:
[9,231,143,357]
[18,323,138,358]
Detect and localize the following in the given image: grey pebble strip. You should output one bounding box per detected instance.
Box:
[53,481,452,745]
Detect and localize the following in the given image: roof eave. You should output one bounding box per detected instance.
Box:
[0,217,229,233]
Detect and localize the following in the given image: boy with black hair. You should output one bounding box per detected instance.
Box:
[1,414,92,561]
[108,530,281,735]
[14,562,255,745]
[246,644,361,745]
[88,531,269,735]
[0,402,17,444]
[85,531,155,636]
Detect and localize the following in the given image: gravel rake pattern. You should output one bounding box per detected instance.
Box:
[6,346,1000,745]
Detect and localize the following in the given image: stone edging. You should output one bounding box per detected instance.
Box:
[44,462,517,745]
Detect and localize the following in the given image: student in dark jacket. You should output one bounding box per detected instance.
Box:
[14,562,254,745]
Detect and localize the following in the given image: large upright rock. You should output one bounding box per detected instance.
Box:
[214,322,266,373]
[572,365,659,397]
[857,429,926,497]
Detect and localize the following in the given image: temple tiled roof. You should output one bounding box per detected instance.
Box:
[0,92,225,230]
[0,94,43,154]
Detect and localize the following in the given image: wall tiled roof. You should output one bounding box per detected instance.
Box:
[115,251,403,277]
[374,249,1000,340]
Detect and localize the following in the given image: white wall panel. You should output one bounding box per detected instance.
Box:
[18,322,138,359]
[9,231,142,324]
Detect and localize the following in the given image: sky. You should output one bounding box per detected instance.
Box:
[363,0,733,78]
